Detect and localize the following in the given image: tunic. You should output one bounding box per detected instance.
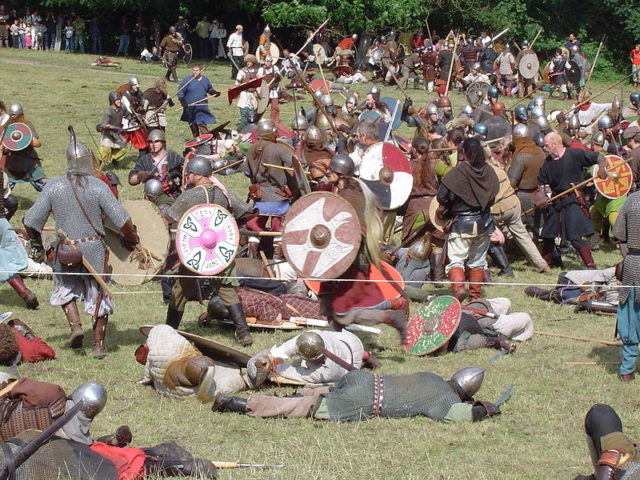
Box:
[176,75,217,125]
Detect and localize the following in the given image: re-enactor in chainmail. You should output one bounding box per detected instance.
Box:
[612,191,640,380]
[23,127,139,358]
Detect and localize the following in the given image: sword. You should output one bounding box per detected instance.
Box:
[493,384,515,407]
[488,349,510,363]
[228,53,241,73]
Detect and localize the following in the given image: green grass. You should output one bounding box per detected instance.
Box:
[0,48,637,479]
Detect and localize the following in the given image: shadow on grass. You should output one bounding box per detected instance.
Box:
[587,344,619,373]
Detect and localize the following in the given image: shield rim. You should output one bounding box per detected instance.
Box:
[466,81,491,106]
[2,122,33,151]
[176,204,240,276]
[593,154,633,199]
[257,80,270,115]
[403,295,462,356]
[518,52,539,80]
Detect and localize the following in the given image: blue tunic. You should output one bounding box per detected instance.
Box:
[0,218,28,283]
[176,75,217,125]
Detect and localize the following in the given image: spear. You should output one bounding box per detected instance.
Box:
[213,461,284,469]
[295,19,329,57]
[292,66,342,138]
[529,26,543,49]
[444,33,460,97]
[585,35,606,87]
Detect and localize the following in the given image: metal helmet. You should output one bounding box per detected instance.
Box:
[438,96,452,108]
[304,125,325,146]
[426,103,438,115]
[369,85,381,99]
[320,94,334,107]
[532,131,545,147]
[462,104,474,116]
[598,115,613,130]
[129,77,139,87]
[143,178,163,198]
[329,154,355,177]
[474,122,488,136]
[592,131,605,146]
[570,44,579,54]
[147,129,166,143]
[263,25,271,33]
[296,331,325,362]
[66,126,93,175]
[526,101,535,113]
[108,91,121,104]
[521,39,529,47]
[612,95,621,112]
[568,114,580,131]
[292,113,309,130]
[535,114,550,131]
[491,101,506,116]
[472,62,481,71]
[256,118,276,138]
[530,106,544,118]
[532,95,545,110]
[186,156,213,176]
[351,33,358,40]
[512,123,530,139]
[8,103,22,118]
[407,237,432,261]
[450,366,485,400]
[514,105,528,121]
[487,86,499,99]
[630,92,640,106]
[315,114,331,130]
[345,93,358,106]
[70,381,107,419]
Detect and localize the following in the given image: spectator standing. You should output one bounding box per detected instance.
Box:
[226,24,244,79]
[215,22,227,59]
[631,43,640,88]
[87,16,101,54]
[63,20,74,52]
[9,17,18,48]
[72,15,85,53]
[133,15,146,52]
[209,18,220,59]
[150,18,160,49]
[116,16,130,56]
[43,11,55,50]
[175,16,189,43]
[195,15,210,59]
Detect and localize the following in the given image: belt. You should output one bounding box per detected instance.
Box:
[70,235,102,245]
[518,188,537,193]
[629,248,640,256]
[371,374,384,418]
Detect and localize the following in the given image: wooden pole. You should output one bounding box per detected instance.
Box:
[535,330,621,346]
[529,26,543,49]
[295,19,329,57]
[292,66,342,138]
[585,35,606,87]
[444,34,460,97]
[57,229,113,296]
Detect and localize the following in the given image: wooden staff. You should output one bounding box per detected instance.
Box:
[444,33,460,97]
[239,229,281,237]
[529,26,543,49]
[569,75,631,112]
[57,229,113,296]
[507,85,544,110]
[585,35,606,87]
[564,361,618,366]
[295,19,329,57]
[535,330,621,346]
[292,66,342,138]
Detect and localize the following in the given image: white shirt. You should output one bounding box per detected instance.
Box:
[226,31,243,56]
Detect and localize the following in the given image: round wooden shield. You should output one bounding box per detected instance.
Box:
[292,156,312,195]
[309,79,330,95]
[176,204,239,275]
[404,295,462,356]
[257,80,270,115]
[106,200,170,286]
[184,133,214,148]
[2,123,33,151]
[466,81,490,106]
[566,60,581,85]
[359,142,413,210]
[256,42,280,62]
[282,192,361,279]
[593,155,633,199]
[518,53,539,80]
[380,97,402,131]
[428,197,447,233]
[543,62,552,85]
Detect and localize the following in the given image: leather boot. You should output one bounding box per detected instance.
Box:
[524,286,551,301]
[429,252,445,288]
[92,316,109,359]
[577,245,597,269]
[8,276,39,309]
[468,268,485,300]
[62,301,84,348]
[448,267,468,302]
[227,303,253,346]
[166,307,184,329]
[486,334,516,352]
[383,310,407,345]
[212,395,248,413]
[488,244,514,277]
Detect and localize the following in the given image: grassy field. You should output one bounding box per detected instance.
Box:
[0,47,637,479]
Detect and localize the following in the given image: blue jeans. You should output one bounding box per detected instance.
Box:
[74,34,84,53]
[117,34,129,55]
[617,289,640,374]
[91,34,102,54]
[65,36,74,52]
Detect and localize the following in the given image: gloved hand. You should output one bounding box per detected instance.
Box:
[471,400,500,421]
[136,171,154,183]
[120,220,140,251]
[168,98,175,107]
[211,90,221,98]
[247,351,272,387]
[403,98,413,110]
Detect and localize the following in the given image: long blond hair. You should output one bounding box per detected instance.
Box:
[356,178,383,268]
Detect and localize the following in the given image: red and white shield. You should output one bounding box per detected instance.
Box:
[359,142,413,210]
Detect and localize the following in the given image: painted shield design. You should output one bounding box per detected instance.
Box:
[404,295,462,356]
[359,142,413,210]
[282,192,361,279]
[593,155,633,199]
[2,123,33,151]
[176,204,240,275]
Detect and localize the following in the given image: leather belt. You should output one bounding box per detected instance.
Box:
[628,248,640,256]
[371,374,384,417]
[70,235,102,245]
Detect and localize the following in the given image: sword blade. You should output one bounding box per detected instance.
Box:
[489,349,509,363]
[493,384,515,407]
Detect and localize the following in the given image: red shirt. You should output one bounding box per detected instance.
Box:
[631,49,640,65]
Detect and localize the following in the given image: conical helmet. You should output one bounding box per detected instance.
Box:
[66,126,93,175]
[450,366,485,400]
